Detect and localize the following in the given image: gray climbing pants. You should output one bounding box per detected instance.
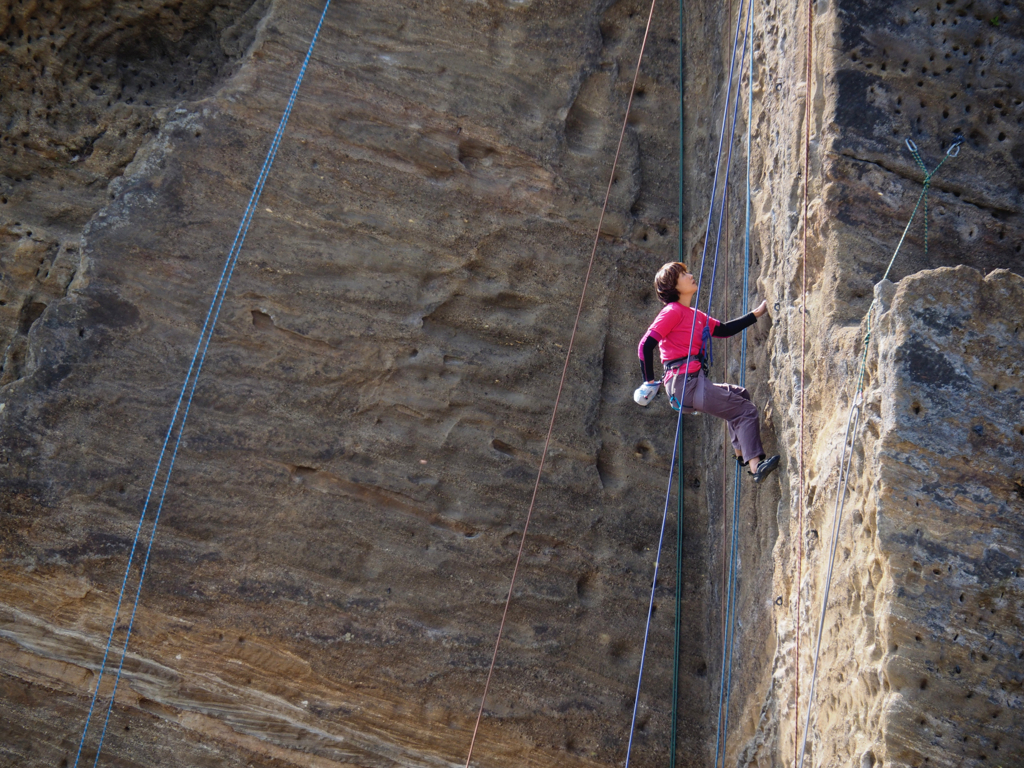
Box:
[666,371,765,463]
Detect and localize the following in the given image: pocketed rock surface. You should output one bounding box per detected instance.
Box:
[1,1,1023,768]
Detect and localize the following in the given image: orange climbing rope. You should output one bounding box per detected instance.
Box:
[460,2,660,766]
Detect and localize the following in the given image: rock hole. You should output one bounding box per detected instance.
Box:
[609,638,630,659]
[576,572,592,599]
[18,300,47,334]
[912,401,922,414]
[491,439,514,457]
[920,678,928,690]
[861,750,876,768]
[251,310,275,331]
[916,634,922,641]
[959,593,965,602]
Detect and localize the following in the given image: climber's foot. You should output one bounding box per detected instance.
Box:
[750,455,779,483]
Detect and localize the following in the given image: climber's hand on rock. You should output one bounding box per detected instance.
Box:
[753,300,769,318]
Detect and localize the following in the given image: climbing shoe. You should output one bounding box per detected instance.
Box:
[750,454,779,483]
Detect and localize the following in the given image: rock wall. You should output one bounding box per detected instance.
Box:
[1,1,1022,768]
[738,1,1024,767]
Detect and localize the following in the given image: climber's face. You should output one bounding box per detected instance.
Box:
[675,269,697,296]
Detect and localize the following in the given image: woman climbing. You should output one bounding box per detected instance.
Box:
[634,261,780,482]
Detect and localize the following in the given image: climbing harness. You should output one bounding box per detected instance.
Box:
[462,2,661,767]
[667,370,706,414]
[795,136,963,768]
[71,3,333,766]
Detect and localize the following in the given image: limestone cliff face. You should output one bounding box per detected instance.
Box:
[738,1,1024,768]
[1,1,1022,768]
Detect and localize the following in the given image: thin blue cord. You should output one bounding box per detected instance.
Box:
[624,405,686,768]
[75,2,333,765]
[684,0,749,381]
[71,90,281,768]
[713,467,742,768]
[713,6,755,763]
[695,0,748,281]
[704,0,752,320]
[722,468,742,758]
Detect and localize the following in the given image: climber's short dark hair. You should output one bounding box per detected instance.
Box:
[655,262,688,304]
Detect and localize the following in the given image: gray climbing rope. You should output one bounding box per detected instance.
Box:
[796,136,963,768]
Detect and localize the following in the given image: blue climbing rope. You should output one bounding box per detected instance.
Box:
[625,0,752,765]
[72,2,333,765]
[624,409,685,768]
[688,0,753,380]
[703,0,754,345]
[712,5,755,765]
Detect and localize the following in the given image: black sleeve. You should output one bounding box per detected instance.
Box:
[712,312,757,338]
[639,335,659,381]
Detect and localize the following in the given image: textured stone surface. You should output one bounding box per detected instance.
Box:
[760,268,1024,768]
[2,0,1024,767]
[742,1,1024,767]
[0,1,731,767]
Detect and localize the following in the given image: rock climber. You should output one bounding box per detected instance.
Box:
[634,261,780,483]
